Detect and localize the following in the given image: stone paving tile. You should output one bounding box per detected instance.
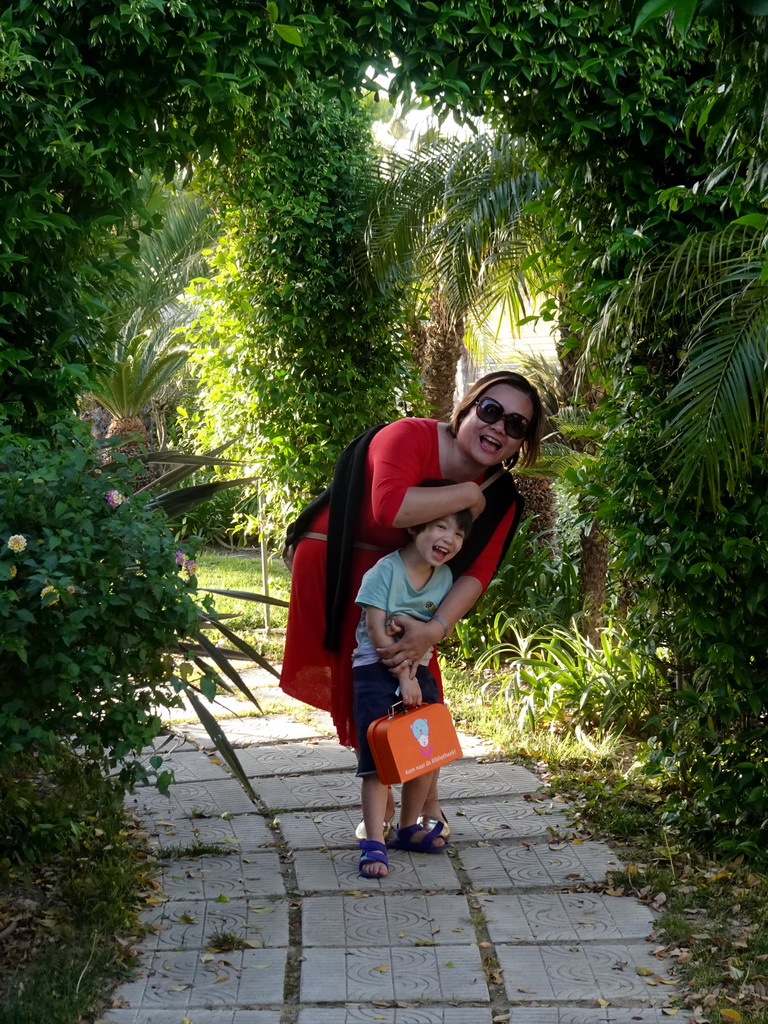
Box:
[254,771,362,810]
[501,1012,677,1023]
[175,715,327,746]
[145,734,201,754]
[479,892,656,942]
[277,799,570,849]
[138,898,288,950]
[127,779,258,818]
[277,808,371,848]
[101,1012,281,1024]
[436,799,571,841]
[113,948,286,1008]
[459,839,620,889]
[292,848,461,893]
[437,760,541,797]
[138,749,232,784]
[298,1008,494,1023]
[141,812,274,852]
[302,893,474,946]
[154,854,285,900]
[234,740,358,776]
[300,945,488,1002]
[496,941,674,1003]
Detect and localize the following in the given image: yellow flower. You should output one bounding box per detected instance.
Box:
[9,565,17,579]
[7,534,27,552]
[40,585,60,605]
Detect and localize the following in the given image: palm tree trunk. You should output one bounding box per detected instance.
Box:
[580,523,609,645]
[409,291,465,420]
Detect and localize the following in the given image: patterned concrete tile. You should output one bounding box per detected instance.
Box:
[142,749,232,784]
[153,853,285,900]
[144,734,201,754]
[101,1012,281,1024]
[436,799,571,842]
[297,1009,493,1024]
[437,760,541,797]
[496,942,676,1002]
[300,945,488,1002]
[254,772,361,811]
[459,840,620,889]
[278,799,570,849]
[302,893,475,946]
[141,812,274,852]
[127,779,258,818]
[112,948,286,1008]
[234,741,357,776]
[175,715,327,746]
[292,848,461,893]
[501,1013,678,1023]
[479,892,656,942]
[277,808,370,849]
[138,898,288,950]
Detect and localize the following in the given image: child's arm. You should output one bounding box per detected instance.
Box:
[364,606,423,707]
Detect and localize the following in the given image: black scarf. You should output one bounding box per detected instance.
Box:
[285,425,524,651]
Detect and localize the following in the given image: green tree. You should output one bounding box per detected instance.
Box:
[88,179,216,457]
[365,132,545,417]
[186,83,417,529]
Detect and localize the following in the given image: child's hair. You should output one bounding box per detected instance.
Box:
[410,479,473,538]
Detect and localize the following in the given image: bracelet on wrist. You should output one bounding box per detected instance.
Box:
[431,613,450,639]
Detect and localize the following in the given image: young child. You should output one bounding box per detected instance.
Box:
[352,484,473,878]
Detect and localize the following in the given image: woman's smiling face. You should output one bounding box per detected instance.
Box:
[455,383,534,467]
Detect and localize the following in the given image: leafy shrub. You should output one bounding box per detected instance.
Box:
[476,621,669,739]
[593,385,768,858]
[452,518,582,665]
[0,419,204,779]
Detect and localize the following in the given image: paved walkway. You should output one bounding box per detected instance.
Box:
[103,673,687,1024]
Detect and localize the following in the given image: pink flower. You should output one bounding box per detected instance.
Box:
[184,559,197,576]
[7,534,27,552]
[105,490,125,508]
[175,550,186,566]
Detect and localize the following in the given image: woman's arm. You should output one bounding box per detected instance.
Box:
[391,483,485,528]
[367,420,486,529]
[376,576,484,666]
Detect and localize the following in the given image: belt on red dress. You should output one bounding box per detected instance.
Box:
[303,531,387,553]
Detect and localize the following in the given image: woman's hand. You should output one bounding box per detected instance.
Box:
[467,482,486,520]
[377,615,443,669]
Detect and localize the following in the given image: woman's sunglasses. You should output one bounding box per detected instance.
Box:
[473,396,529,439]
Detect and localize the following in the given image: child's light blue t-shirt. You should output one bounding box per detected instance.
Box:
[352,550,453,667]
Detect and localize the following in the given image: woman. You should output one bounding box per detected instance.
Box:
[280,370,543,842]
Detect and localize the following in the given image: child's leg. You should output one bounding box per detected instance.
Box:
[359,774,390,877]
[399,768,446,849]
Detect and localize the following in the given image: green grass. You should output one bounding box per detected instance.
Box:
[196,548,290,663]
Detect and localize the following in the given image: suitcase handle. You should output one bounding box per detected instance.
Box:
[386,700,436,719]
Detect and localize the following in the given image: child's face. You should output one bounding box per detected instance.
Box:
[411,515,466,568]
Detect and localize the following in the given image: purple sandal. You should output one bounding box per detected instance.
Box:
[392,820,447,853]
[358,839,389,877]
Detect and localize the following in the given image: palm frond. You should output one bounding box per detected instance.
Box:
[661,289,768,499]
[182,688,257,799]
[145,477,257,517]
[199,587,289,608]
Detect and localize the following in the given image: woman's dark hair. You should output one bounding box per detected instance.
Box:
[447,370,544,468]
[410,479,474,538]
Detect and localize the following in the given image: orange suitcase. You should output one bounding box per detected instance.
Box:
[366,702,463,785]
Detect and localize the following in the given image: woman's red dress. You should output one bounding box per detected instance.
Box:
[279,418,517,747]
